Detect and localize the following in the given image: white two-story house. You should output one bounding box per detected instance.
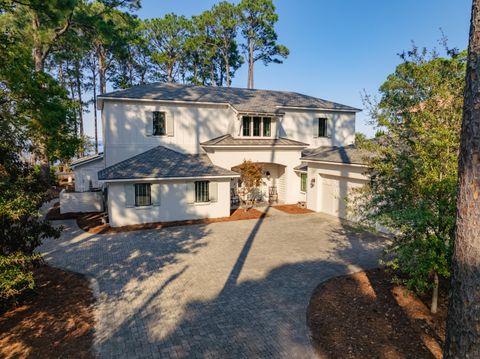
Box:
[72,83,369,227]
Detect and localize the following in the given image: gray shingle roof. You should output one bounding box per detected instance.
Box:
[71,153,103,168]
[201,134,308,147]
[98,82,360,114]
[98,146,239,181]
[294,164,308,172]
[301,145,372,165]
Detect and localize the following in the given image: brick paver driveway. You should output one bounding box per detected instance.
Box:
[39,207,385,359]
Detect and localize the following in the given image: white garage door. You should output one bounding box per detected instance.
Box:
[320,175,365,219]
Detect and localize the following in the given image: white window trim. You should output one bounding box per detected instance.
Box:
[300,173,308,193]
[241,116,273,138]
[194,180,210,203]
[318,117,330,138]
[152,111,167,137]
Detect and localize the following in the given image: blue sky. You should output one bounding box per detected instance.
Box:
[85,0,471,140]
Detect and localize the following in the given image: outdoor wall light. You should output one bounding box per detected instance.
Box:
[266,171,271,180]
[310,178,315,188]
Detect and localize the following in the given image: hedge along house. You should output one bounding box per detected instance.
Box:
[70,82,367,227]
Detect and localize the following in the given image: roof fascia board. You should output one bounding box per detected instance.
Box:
[71,156,103,168]
[278,106,361,113]
[97,96,238,113]
[202,144,307,149]
[101,174,240,183]
[301,158,368,167]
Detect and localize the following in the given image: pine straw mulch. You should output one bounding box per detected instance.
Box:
[0,265,95,359]
[273,204,314,214]
[77,207,267,234]
[307,268,448,359]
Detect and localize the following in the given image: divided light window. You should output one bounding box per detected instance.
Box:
[242,116,251,136]
[195,181,210,203]
[300,173,307,192]
[318,118,328,137]
[242,116,272,137]
[253,117,261,136]
[263,117,271,136]
[153,111,166,136]
[135,183,151,206]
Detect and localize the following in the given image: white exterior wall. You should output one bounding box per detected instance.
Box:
[73,159,104,192]
[280,110,355,147]
[305,161,368,219]
[107,179,231,227]
[60,190,104,214]
[205,148,304,204]
[103,100,236,166]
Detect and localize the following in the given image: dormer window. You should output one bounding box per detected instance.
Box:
[241,116,273,137]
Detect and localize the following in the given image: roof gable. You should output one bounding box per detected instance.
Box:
[201,134,308,147]
[98,83,360,114]
[98,146,239,181]
[301,145,372,165]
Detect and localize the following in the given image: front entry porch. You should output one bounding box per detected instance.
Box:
[231,162,286,206]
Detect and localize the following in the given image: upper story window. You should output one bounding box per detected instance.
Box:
[242,116,251,136]
[135,183,151,206]
[263,118,271,136]
[253,117,261,136]
[318,118,329,137]
[153,111,166,136]
[241,116,273,137]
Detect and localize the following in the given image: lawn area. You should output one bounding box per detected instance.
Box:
[0,265,95,359]
[308,268,447,359]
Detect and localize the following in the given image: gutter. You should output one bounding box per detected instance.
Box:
[300,158,369,168]
[96,96,238,114]
[99,174,240,183]
[202,144,308,149]
[277,105,361,113]
[71,155,104,169]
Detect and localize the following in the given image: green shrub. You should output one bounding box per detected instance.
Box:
[0,253,42,309]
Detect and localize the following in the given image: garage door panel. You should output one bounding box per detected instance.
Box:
[320,175,365,219]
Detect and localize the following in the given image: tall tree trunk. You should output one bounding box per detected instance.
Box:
[58,61,64,85]
[444,0,480,357]
[431,272,438,314]
[247,37,254,89]
[98,46,107,94]
[69,78,78,139]
[92,65,98,154]
[224,49,230,87]
[210,63,215,85]
[167,64,173,83]
[75,61,84,156]
[31,11,50,182]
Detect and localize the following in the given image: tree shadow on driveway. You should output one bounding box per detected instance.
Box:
[40,213,386,359]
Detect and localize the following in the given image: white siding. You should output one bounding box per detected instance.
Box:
[305,161,368,219]
[103,100,236,166]
[73,159,104,192]
[107,179,231,227]
[206,148,304,204]
[279,110,356,148]
[60,190,104,213]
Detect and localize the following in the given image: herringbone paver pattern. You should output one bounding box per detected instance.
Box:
[39,209,384,359]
